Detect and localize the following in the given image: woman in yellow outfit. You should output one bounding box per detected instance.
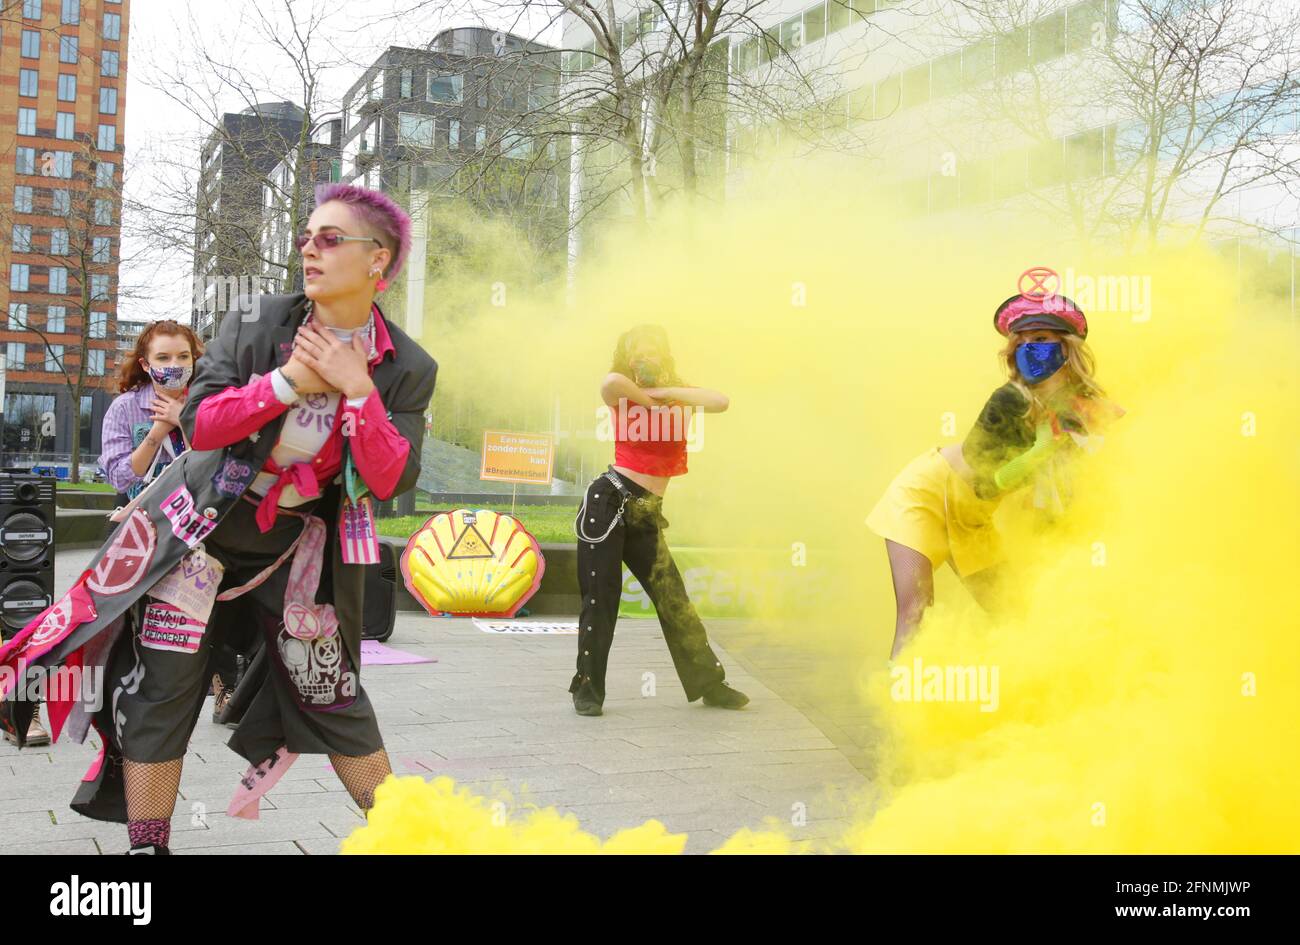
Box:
[867,284,1122,658]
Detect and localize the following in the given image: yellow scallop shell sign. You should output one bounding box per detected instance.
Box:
[400,510,545,617]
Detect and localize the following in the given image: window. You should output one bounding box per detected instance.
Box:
[56,112,75,139]
[397,112,435,147]
[780,15,804,53]
[15,187,34,213]
[99,86,117,114]
[97,123,116,150]
[60,34,77,63]
[2,392,57,450]
[50,228,69,254]
[52,190,71,215]
[875,74,901,116]
[45,344,65,373]
[501,131,531,159]
[61,0,79,25]
[95,199,112,224]
[401,67,413,97]
[427,73,463,104]
[8,304,29,330]
[1065,127,1105,180]
[1032,11,1067,64]
[77,392,92,447]
[101,49,119,76]
[6,344,28,371]
[48,266,68,294]
[475,125,486,150]
[16,148,37,175]
[963,40,996,87]
[827,0,851,34]
[50,151,72,178]
[46,305,66,332]
[23,0,41,18]
[90,274,109,300]
[96,161,115,188]
[997,26,1030,77]
[12,225,33,253]
[58,74,76,101]
[448,118,460,149]
[1067,0,1108,53]
[11,265,32,291]
[804,3,827,44]
[87,348,105,376]
[901,63,930,108]
[20,69,39,97]
[92,237,110,263]
[18,108,37,135]
[89,310,107,338]
[103,12,120,40]
[22,29,40,57]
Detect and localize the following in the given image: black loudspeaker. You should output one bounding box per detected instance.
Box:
[361,539,397,642]
[0,473,56,637]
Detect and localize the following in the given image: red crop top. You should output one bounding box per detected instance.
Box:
[613,403,689,477]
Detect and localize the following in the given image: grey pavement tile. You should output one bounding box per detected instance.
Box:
[3,547,881,854]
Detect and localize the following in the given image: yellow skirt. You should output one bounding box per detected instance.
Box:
[866,447,1003,577]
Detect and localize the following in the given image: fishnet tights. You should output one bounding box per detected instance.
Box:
[123,758,184,822]
[329,749,392,813]
[884,540,935,660]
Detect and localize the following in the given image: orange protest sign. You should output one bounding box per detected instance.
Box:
[479,431,554,485]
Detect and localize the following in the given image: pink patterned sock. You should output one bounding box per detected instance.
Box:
[127,818,170,850]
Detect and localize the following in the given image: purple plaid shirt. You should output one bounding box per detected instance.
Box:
[99,384,185,497]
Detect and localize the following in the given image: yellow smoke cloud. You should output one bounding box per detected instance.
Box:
[364,149,1298,853]
[340,774,792,854]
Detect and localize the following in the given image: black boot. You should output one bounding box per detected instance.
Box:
[572,681,603,717]
[125,844,172,855]
[701,681,749,709]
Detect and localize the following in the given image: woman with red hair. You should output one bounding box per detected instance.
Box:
[100,320,203,504]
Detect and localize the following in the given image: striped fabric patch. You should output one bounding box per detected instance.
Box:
[139,601,207,654]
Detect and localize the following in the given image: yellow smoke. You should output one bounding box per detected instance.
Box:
[340,774,791,854]
[356,148,1299,853]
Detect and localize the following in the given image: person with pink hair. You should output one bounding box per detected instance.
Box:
[0,183,437,853]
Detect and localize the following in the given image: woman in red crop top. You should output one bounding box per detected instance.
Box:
[569,325,749,716]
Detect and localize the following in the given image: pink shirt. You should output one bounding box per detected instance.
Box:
[190,305,411,532]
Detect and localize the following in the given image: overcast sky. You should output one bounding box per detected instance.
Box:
[121,0,564,322]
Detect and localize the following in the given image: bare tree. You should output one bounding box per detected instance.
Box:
[126,0,360,330]
[940,0,1300,249]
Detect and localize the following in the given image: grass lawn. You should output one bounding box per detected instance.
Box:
[379,500,709,545]
[379,503,582,544]
[56,481,116,493]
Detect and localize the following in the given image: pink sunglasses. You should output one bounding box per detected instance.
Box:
[294,231,382,252]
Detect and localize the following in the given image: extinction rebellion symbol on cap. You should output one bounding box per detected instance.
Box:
[1018,266,1060,300]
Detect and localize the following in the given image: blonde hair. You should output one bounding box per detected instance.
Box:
[1000,332,1105,423]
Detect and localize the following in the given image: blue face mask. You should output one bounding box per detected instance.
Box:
[1015,342,1066,385]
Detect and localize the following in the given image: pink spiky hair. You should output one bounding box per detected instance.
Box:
[314,182,413,280]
